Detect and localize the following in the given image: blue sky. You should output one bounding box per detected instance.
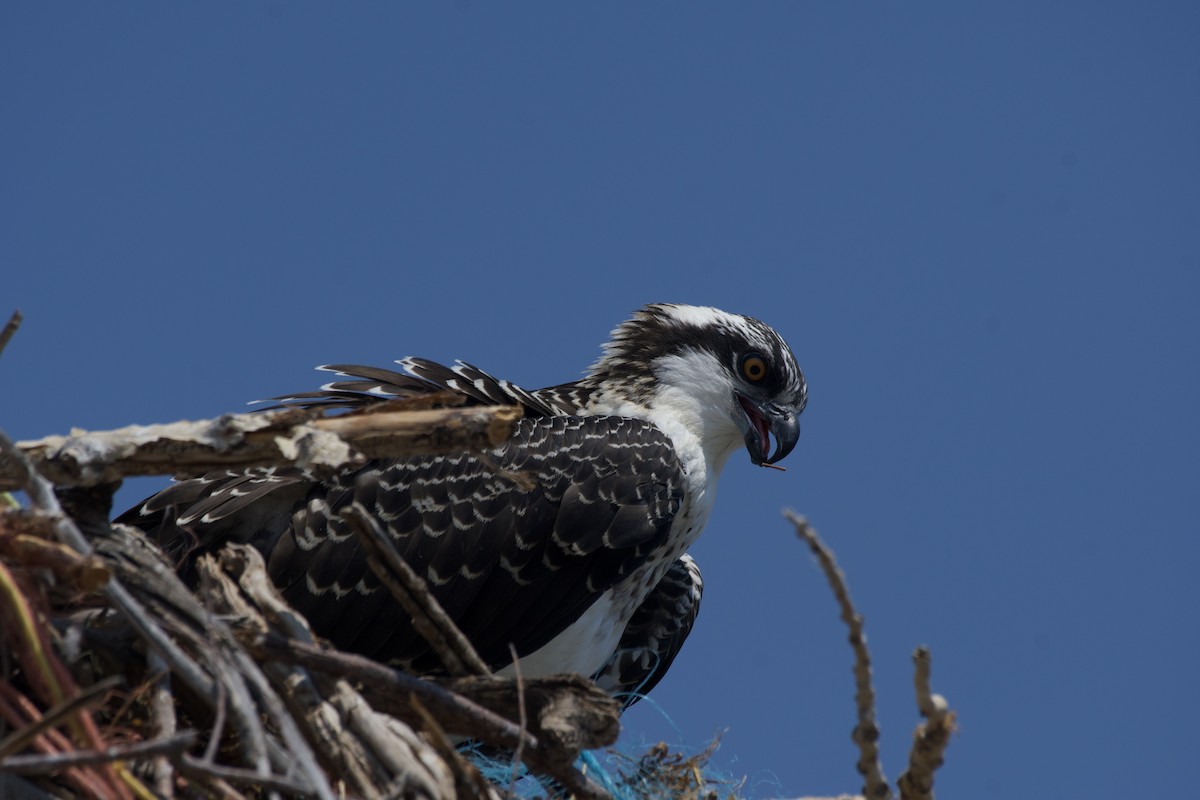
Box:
[3,3,1198,797]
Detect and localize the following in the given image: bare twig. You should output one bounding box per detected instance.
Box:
[255,634,532,749]
[0,529,111,591]
[405,693,497,800]
[787,510,891,800]
[192,551,355,800]
[255,634,615,799]
[0,675,122,759]
[202,679,227,764]
[0,683,118,800]
[1,404,522,491]
[0,441,291,799]
[897,648,955,800]
[0,543,129,799]
[343,502,492,678]
[177,754,317,797]
[507,643,528,798]
[205,544,457,799]
[167,622,272,780]
[0,731,197,774]
[0,309,21,359]
[232,644,338,800]
[146,653,178,798]
[1,430,217,711]
[2,400,628,799]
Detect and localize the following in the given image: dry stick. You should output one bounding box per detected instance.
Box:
[202,678,227,765]
[257,634,530,749]
[256,635,611,800]
[0,309,21,358]
[147,604,272,781]
[203,550,378,797]
[0,531,111,590]
[186,774,249,800]
[1,404,522,491]
[0,683,118,800]
[506,643,528,798]
[177,754,316,798]
[146,652,178,799]
[228,644,339,800]
[786,510,891,800]
[343,502,492,678]
[405,693,497,800]
[186,557,336,800]
[165,594,334,800]
[0,675,122,759]
[0,731,198,775]
[897,648,954,800]
[0,545,131,799]
[0,430,219,706]
[100,529,245,771]
[123,547,296,786]
[0,436,271,795]
[327,677,454,800]
[219,544,456,800]
[3,432,296,797]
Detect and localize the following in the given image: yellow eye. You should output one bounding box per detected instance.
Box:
[740,353,767,383]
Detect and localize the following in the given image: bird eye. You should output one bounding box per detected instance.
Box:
[740,353,768,383]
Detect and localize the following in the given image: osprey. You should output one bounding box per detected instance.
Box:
[121,304,806,706]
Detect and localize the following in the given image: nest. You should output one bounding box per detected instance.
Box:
[0,372,954,800]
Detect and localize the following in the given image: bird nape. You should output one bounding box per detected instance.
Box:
[118,303,807,710]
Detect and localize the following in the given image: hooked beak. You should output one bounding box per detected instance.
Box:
[736,394,801,467]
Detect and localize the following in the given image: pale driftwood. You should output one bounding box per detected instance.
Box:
[256,634,619,799]
[0,403,522,491]
[210,541,614,799]
[197,544,458,800]
[212,539,595,783]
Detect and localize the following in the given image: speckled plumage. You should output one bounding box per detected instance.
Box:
[119,303,805,705]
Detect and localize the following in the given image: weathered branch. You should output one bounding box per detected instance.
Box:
[0,526,111,592]
[0,676,122,760]
[897,648,955,800]
[207,540,614,798]
[198,543,456,800]
[175,754,317,797]
[343,502,493,678]
[0,731,197,774]
[146,652,178,798]
[0,403,522,491]
[0,309,21,359]
[788,512,956,800]
[255,634,618,799]
[787,510,891,800]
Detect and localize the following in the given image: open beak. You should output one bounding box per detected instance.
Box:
[736,394,801,466]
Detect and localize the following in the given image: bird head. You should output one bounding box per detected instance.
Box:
[585,304,807,469]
